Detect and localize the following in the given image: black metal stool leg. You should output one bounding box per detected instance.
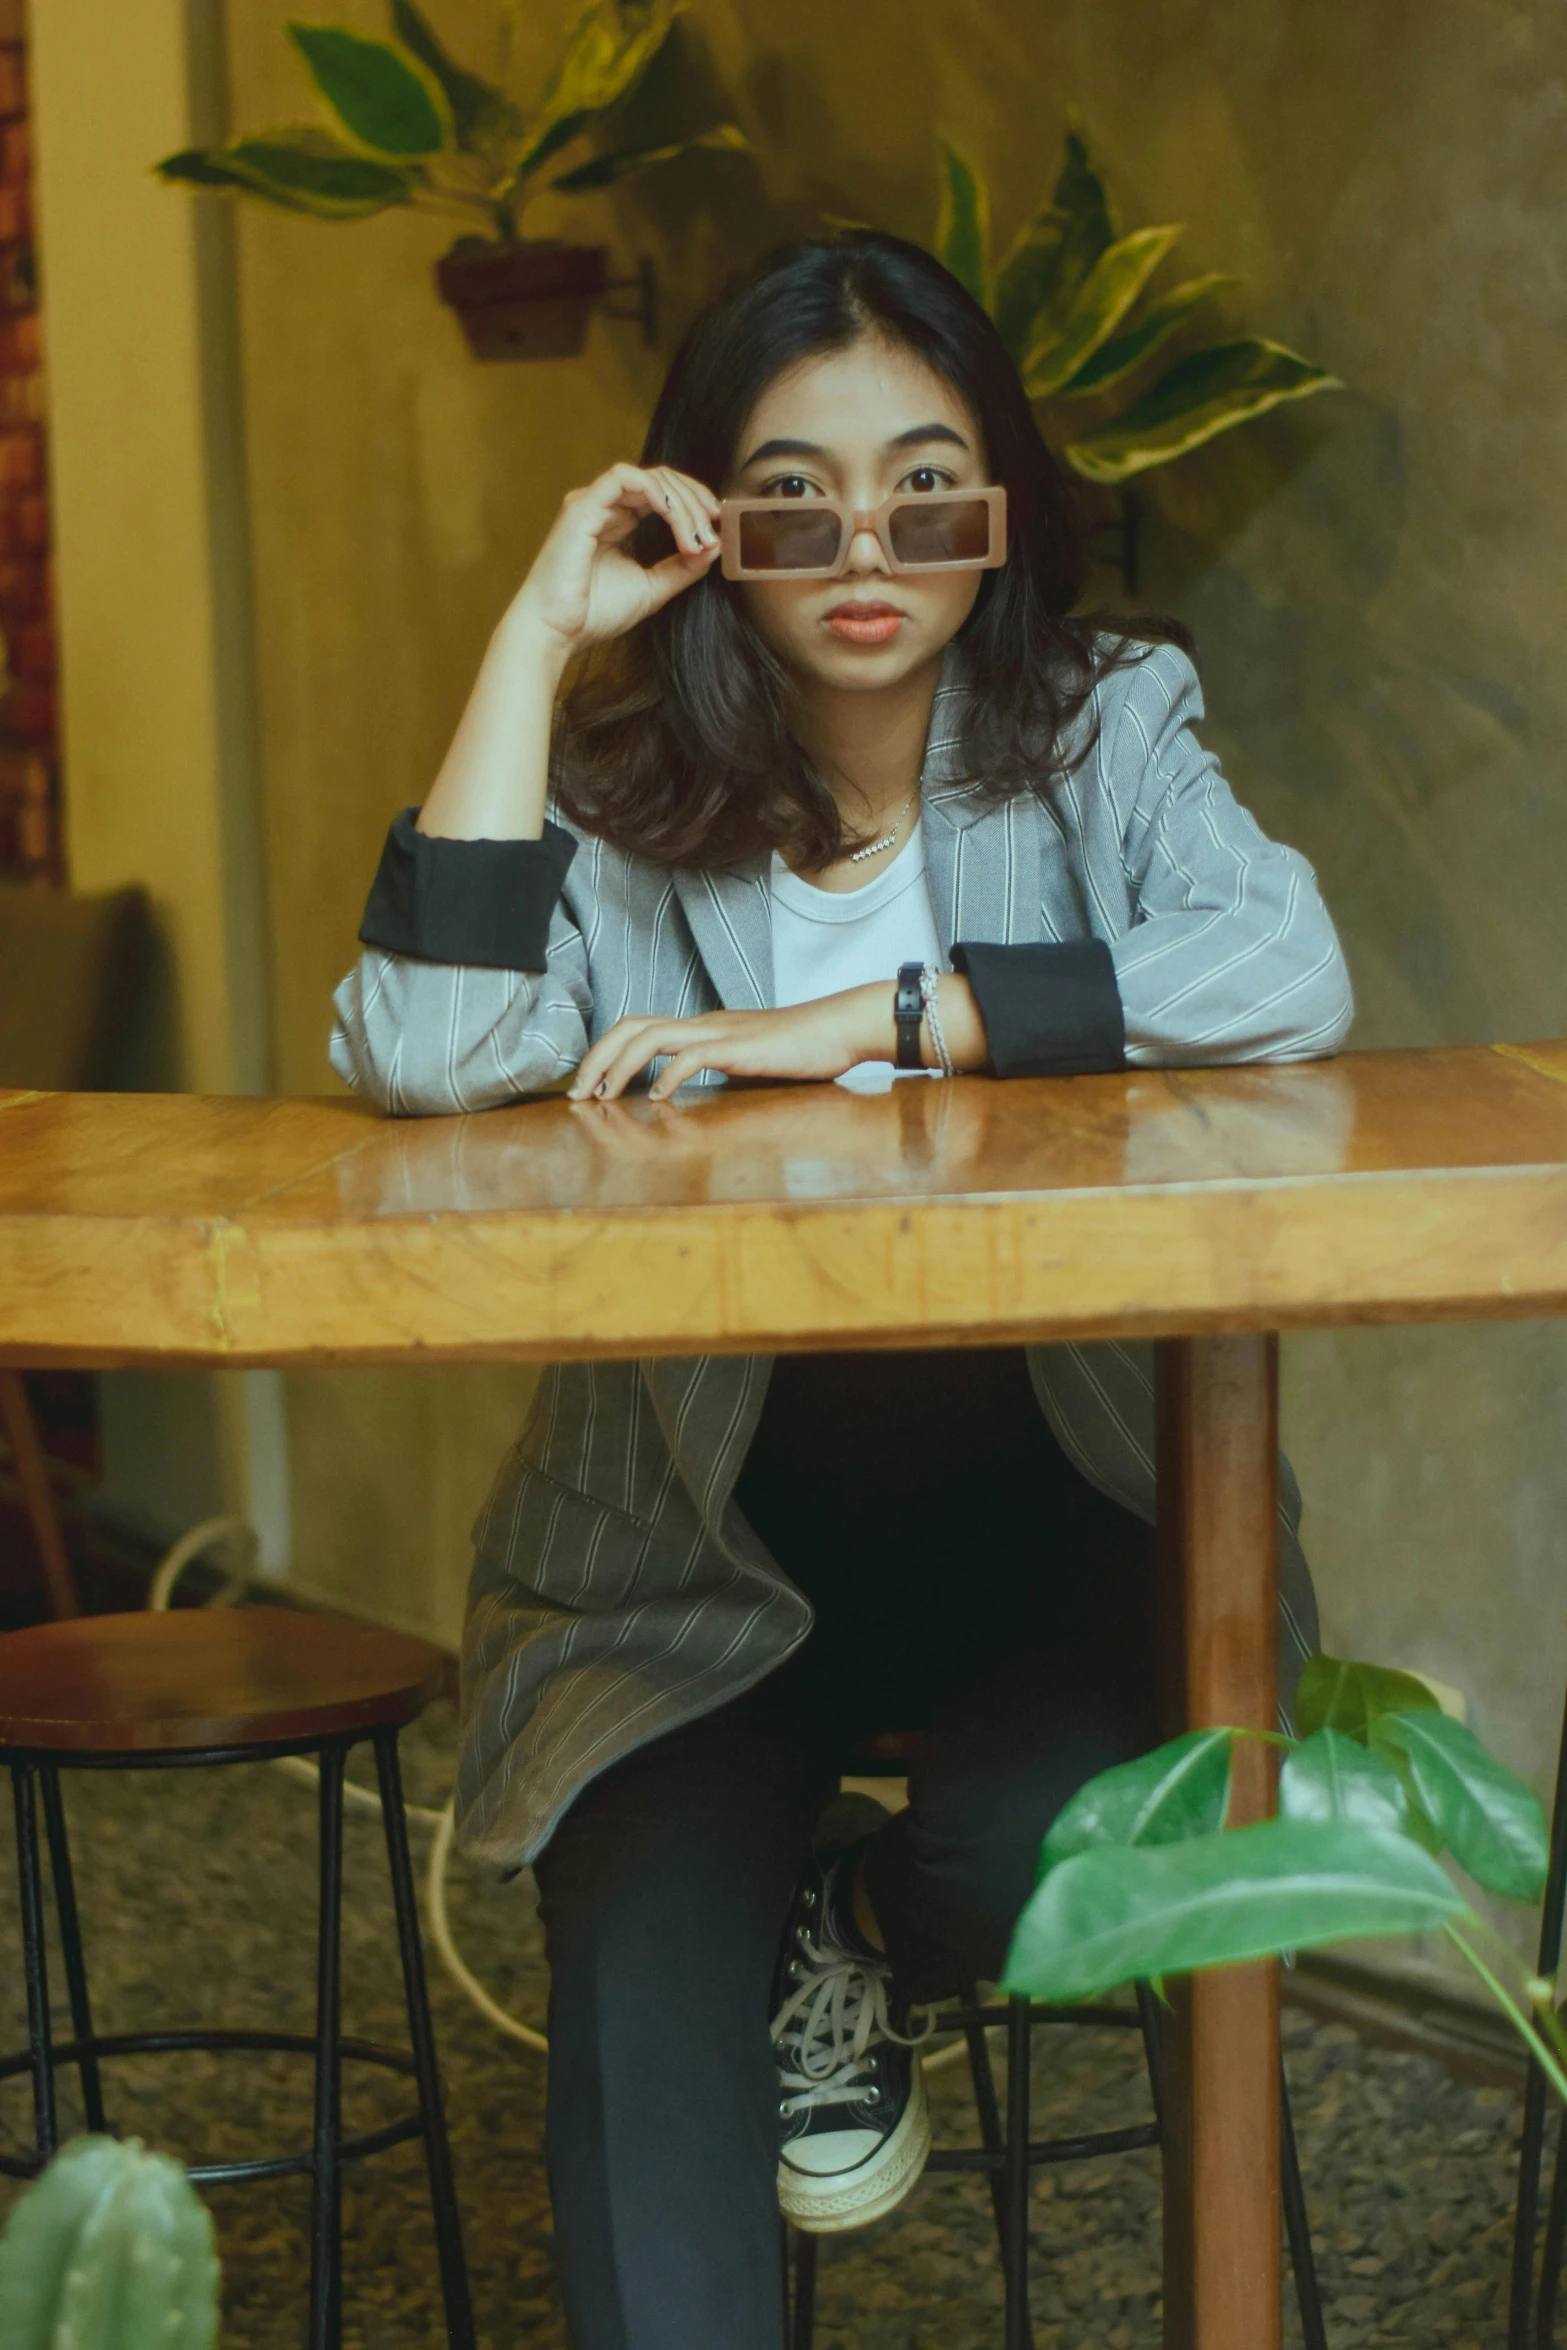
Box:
[960,1988,1013,2260]
[1135,1981,1166,2131]
[1536,2123,1567,2350]
[39,1768,106,2133]
[1282,2062,1329,2350]
[12,1760,58,2160]
[372,1729,475,2350]
[1514,1677,1567,2348]
[307,1742,346,2350]
[1003,1996,1034,2350]
[791,2229,818,2350]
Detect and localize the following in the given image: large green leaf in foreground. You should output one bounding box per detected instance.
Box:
[1039,1728,1232,1873]
[1003,1819,1463,2003]
[1280,1727,1412,1835]
[1063,336,1340,484]
[1381,1709,1547,1901]
[1294,1653,1442,1744]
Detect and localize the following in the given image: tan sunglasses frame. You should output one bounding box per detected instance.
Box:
[717,485,1008,581]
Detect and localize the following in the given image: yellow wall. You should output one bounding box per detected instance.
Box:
[29,0,289,1561]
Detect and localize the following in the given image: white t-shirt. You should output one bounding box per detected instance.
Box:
[768,822,943,1092]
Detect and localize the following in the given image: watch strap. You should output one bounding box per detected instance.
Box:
[894,961,926,1070]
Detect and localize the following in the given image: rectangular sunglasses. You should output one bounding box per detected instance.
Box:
[718,485,1007,581]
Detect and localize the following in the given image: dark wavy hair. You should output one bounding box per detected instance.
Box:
[557,231,1184,870]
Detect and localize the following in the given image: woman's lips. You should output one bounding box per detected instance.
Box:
[824,601,905,646]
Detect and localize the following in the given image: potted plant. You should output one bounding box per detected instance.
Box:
[1003,1652,1567,2101]
[845,127,1339,584]
[158,0,745,359]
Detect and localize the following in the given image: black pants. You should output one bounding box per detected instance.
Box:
[533,1466,1159,2350]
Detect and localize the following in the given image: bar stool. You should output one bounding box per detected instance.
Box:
[786,1733,1329,2350]
[0,1607,475,2350]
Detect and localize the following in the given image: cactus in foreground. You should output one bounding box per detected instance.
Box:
[0,2135,220,2350]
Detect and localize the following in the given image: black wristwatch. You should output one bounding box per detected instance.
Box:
[894,962,926,1070]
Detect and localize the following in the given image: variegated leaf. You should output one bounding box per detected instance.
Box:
[553,120,746,193]
[515,0,680,184]
[992,125,1115,362]
[1064,336,1341,483]
[1022,222,1182,400]
[934,136,990,305]
[390,0,520,153]
[1060,272,1233,396]
[165,129,418,217]
[287,23,449,157]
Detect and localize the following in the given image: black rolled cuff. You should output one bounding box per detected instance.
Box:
[950,939,1126,1078]
[358,809,578,971]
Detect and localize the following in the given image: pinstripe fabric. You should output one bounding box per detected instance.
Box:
[331,643,1350,1869]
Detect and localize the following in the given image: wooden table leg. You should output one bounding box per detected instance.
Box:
[0,1368,82,1618]
[1155,1335,1281,2350]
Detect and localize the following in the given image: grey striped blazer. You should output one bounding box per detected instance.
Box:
[332,641,1353,1870]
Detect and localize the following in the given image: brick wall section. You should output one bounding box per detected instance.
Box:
[0,28,56,882]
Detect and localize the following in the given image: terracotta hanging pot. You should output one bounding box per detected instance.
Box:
[435,239,610,362]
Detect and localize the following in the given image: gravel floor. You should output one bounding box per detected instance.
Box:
[0,1700,1531,2347]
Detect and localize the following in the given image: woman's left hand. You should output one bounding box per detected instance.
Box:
[568,986,893,1102]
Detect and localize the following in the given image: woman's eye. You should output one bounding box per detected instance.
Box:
[901,466,953,495]
[760,474,821,500]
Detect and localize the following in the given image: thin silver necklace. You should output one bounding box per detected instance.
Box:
[848,791,916,864]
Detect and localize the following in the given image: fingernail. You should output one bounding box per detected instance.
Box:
[594,1080,607,1097]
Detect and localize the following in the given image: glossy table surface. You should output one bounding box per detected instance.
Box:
[1,1038,1564,1368]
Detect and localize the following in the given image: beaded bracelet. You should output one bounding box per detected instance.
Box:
[919,965,955,1078]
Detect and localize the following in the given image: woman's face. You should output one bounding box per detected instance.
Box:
[726,333,989,695]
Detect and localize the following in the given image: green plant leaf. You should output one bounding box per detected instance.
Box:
[288,23,449,157]
[514,0,679,184]
[992,125,1115,361]
[199,131,419,217]
[1021,222,1182,399]
[1381,1709,1548,1900]
[552,120,745,192]
[934,137,990,305]
[1280,1728,1412,1835]
[157,148,259,192]
[1294,1653,1443,1745]
[1059,272,1234,396]
[1063,336,1341,484]
[1040,1729,1233,1873]
[1003,1819,1465,2004]
[389,0,520,151]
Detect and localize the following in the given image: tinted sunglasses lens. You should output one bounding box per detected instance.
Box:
[736,506,843,572]
[887,497,992,567]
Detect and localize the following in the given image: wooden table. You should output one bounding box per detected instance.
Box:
[5,1038,1567,2348]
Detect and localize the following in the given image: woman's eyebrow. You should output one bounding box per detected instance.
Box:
[736,421,970,471]
[737,436,826,469]
[887,422,970,452]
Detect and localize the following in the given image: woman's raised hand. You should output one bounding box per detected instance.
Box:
[415,463,719,840]
[512,463,721,661]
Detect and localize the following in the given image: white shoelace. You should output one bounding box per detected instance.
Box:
[771,1926,931,2117]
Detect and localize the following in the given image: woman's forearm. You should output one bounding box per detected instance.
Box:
[417,603,568,842]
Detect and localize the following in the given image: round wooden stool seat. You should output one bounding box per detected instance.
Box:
[0,1608,447,1754]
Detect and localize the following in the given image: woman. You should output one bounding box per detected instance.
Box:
[332,232,1350,2350]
